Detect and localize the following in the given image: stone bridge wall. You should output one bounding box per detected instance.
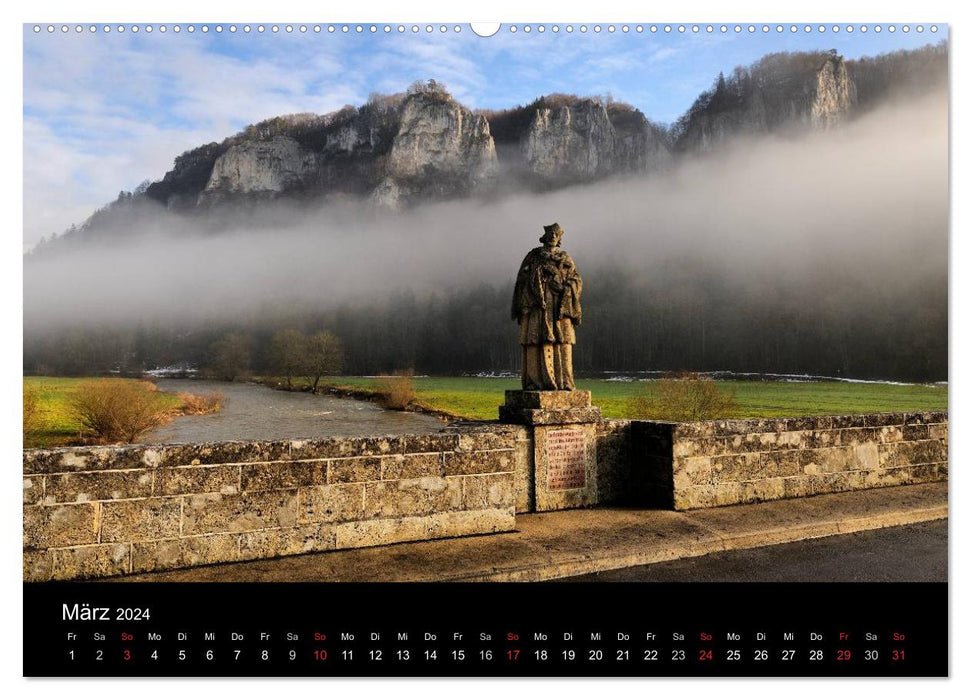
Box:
[23,412,947,580]
[630,412,948,510]
[23,427,524,582]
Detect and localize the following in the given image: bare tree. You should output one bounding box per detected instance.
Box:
[268,329,307,390]
[303,330,345,393]
[211,333,251,382]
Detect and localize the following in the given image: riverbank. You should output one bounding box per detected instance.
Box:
[313,376,948,422]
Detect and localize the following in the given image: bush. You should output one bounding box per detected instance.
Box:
[627,372,738,422]
[23,383,41,439]
[178,391,224,415]
[376,371,416,410]
[69,379,170,444]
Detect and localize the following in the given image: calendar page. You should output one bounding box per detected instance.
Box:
[21,18,949,678]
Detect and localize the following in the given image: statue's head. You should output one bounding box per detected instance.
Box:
[540,222,564,247]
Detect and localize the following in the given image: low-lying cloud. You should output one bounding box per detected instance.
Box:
[24,88,948,342]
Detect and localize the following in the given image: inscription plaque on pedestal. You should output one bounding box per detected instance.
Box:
[546,427,587,490]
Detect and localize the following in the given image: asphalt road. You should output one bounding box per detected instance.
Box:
[563,520,948,582]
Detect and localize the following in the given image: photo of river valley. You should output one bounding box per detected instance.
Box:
[22,22,948,588]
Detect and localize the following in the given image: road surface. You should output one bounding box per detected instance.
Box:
[563,520,948,582]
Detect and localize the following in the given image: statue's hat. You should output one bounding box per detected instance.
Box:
[540,222,564,243]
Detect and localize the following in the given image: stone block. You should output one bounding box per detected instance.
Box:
[840,427,880,446]
[51,543,131,580]
[24,446,123,474]
[156,465,241,496]
[739,477,787,504]
[672,437,730,459]
[456,430,517,452]
[714,482,742,506]
[784,416,832,431]
[400,433,460,454]
[240,461,324,491]
[850,443,880,471]
[239,524,336,559]
[514,433,534,514]
[299,483,366,525]
[830,414,868,429]
[166,441,291,468]
[23,550,53,582]
[132,533,242,573]
[501,406,603,425]
[672,421,717,439]
[183,489,303,535]
[901,424,930,441]
[289,435,403,460]
[672,456,712,491]
[502,390,592,410]
[363,476,462,519]
[710,453,760,482]
[381,453,445,480]
[443,450,514,476]
[760,450,810,478]
[44,469,153,503]
[894,440,947,466]
[674,484,716,510]
[865,413,907,427]
[463,473,516,510]
[878,443,897,468]
[23,476,44,505]
[24,504,99,549]
[333,508,515,550]
[904,411,944,425]
[101,498,182,542]
[327,457,383,484]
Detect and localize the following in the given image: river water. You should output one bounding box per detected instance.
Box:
[144,379,445,444]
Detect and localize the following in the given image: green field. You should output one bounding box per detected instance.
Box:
[320,376,948,421]
[23,376,184,448]
[25,375,947,449]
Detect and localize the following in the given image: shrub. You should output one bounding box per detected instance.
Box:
[376,371,416,410]
[628,372,739,422]
[23,383,41,439]
[178,391,224,415]
[69,379,169,444]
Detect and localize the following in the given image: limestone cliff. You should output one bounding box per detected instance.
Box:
[488,95,671,186]
[201,136,317,202]
[673,51,854,151]
[523,99,617,182]
[376,88,498,206]
[51,44,944,247]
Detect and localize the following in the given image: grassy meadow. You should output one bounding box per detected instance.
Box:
[23,376,184,448]
[319,376,948,421]
[24,374,947,449]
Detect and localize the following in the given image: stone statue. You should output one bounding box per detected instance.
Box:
[512,223,583,391]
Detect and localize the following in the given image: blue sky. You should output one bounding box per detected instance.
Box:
[22,22,946,246]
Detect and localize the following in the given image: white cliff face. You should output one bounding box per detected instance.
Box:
[676,54,856,151]
[386,93,498,190]
[524,100,616,181]
[202,136,316,199]
[811,56,853,129]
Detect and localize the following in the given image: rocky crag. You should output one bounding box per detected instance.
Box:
[43,44,945,248]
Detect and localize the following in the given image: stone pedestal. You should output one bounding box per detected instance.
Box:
[499,390,602,512]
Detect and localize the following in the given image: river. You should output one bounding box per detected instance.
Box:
[144,379,445,444]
